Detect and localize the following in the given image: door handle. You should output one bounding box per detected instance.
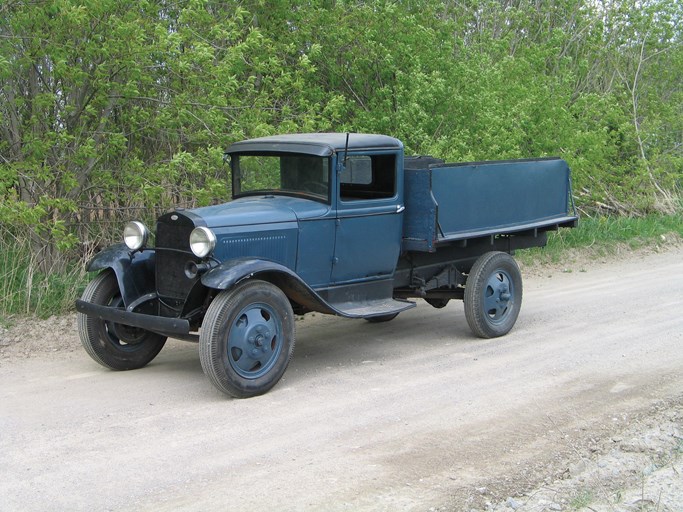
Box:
[396,205,405,213]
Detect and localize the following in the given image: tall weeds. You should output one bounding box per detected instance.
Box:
[0,229,89,319]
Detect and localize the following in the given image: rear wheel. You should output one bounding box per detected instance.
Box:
[464,252,522,338]
[199,280,295,398]
[77,271,167,370]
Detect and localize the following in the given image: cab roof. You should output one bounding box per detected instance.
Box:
[225,133,403,157]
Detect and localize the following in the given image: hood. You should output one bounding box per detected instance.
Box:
[189,197,297,229]
[188,196,330,229]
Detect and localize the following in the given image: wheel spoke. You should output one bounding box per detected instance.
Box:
[229,314,250,349]
[243,308,264,328]
[228,313,251,370]
[484,288,500,316]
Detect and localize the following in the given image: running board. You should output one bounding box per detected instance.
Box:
[315,278,416,318]
[328,298,416,318]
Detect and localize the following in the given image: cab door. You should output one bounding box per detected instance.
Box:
[331,153,403,284]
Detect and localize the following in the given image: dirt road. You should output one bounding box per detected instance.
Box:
[1,247,681,511]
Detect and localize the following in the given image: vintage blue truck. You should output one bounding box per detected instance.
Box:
[76,133,577,398]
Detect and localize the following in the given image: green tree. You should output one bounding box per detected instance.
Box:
[1,0,681,282]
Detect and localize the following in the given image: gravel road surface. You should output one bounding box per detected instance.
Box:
[1,247,681,511]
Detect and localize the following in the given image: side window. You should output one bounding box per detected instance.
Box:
[340,154,396,201]
[340,156,372,185]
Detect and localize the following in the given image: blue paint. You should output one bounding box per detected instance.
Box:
[78,133,579,398]
[83,133,577,323]
[403,158,575,251]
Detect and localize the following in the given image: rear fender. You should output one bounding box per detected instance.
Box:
[201,258,336,315]
[86,244,156,307]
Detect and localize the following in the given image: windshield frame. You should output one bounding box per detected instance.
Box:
[230,152,332,204]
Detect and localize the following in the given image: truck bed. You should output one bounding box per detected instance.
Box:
[402,157,577,252]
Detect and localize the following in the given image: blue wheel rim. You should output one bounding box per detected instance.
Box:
[227,303,283,379]
[483,269,514,325]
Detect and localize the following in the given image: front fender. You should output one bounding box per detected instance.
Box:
[201,258,294,290]
[86,244,156,307]
[201,258,336,315]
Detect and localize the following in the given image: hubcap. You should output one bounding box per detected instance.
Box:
[483,270,514,324]
[228,303,282,379]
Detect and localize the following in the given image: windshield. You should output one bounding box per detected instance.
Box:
[232,153,330,200]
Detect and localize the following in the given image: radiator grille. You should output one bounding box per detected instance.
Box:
[155,213,200,301]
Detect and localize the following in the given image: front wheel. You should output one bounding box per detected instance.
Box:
[77,271,167,370]
[199,280,295,398]
[464,252,522,339]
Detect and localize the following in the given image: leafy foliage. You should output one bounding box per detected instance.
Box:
[0,0,681,281]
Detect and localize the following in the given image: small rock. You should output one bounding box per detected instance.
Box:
[642,463,657,476]
[620,440,649,453]
[568,460,587,476]
[627,498,656,510]
[506,497,522,509]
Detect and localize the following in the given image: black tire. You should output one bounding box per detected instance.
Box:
[77,271,167,370]
[199,280,295,398]
[464,252,522,339]
[365,313,399,323]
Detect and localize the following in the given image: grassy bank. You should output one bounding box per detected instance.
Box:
[1,213,681,321]
[0,235,89,323]
[517,213,683,266]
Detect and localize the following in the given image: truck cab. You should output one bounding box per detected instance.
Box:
[224,133,405,287]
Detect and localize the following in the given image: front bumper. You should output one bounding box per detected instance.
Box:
[75,300,192,338]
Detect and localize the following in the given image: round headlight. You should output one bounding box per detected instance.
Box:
[189,227,216,258]
[123,221,149,251]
